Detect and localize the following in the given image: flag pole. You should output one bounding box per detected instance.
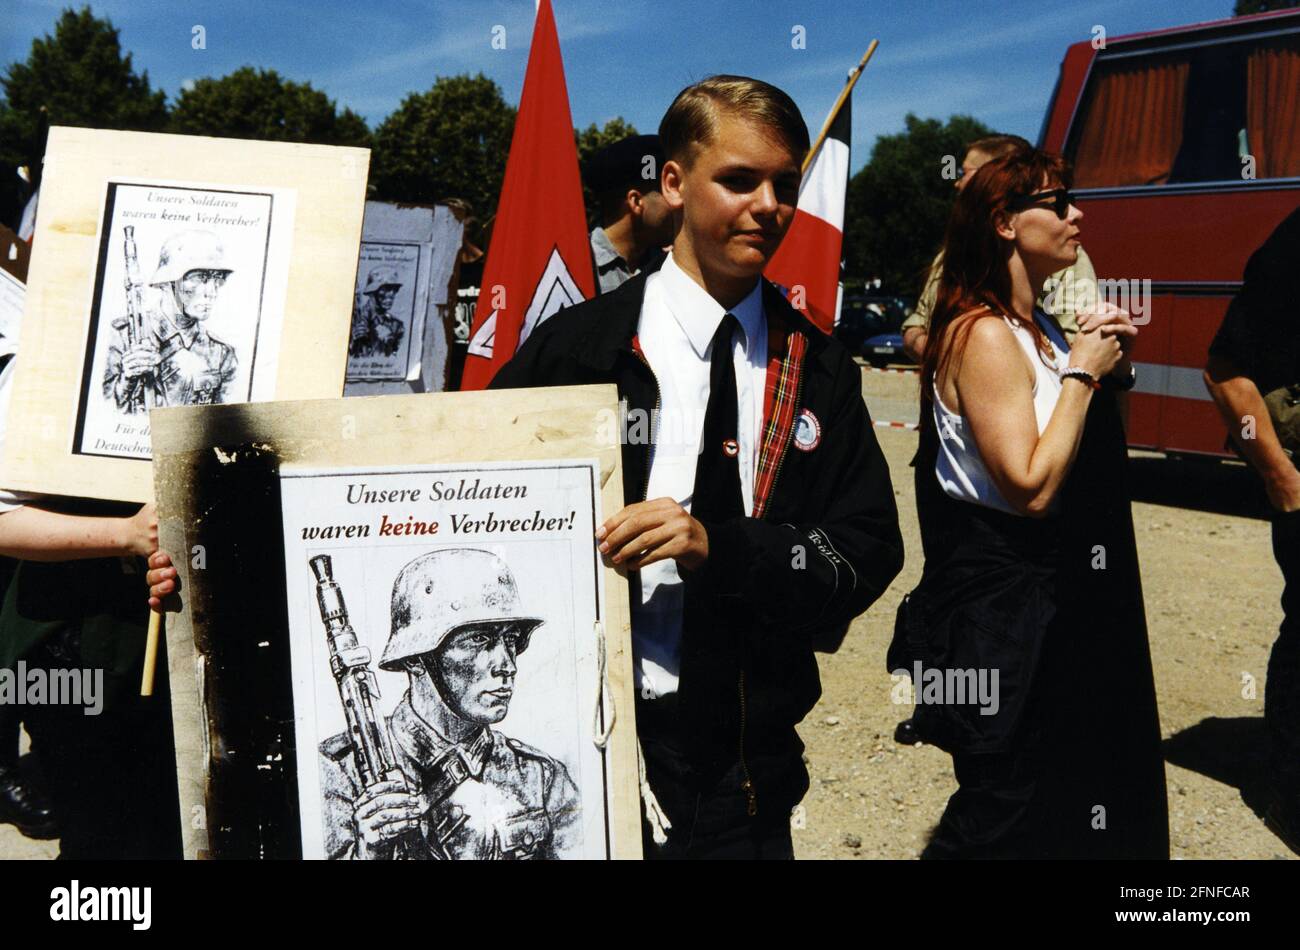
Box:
[802,40,878,174]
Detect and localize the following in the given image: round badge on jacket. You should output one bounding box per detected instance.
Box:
[793,408,821,452]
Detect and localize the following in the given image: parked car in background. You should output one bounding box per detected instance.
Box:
[836,294,916,367]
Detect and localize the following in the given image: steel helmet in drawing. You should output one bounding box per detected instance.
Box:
[379,548,545,671]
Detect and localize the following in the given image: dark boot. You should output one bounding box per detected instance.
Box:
[894,718,920,745]
[0,765,60,840]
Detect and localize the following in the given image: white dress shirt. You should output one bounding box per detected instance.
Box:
[632,251,767,698]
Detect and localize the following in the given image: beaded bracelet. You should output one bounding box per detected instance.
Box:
[1061,366,1101,390]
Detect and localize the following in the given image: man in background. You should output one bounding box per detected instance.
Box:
[584,134,675,293]
[1204,206,1300,853]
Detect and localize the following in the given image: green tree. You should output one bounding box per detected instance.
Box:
[369,74,516,217]
[1234,0,1298,14]
[843,113,993,295]
[575,116,638,226]
[575,116,638,165]
[170,67,370,147]
[0,6,168,172]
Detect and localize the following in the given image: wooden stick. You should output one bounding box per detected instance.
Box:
[141,608,162,696]
[802,40,879,174]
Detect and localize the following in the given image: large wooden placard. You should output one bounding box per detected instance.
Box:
[2,126,369,502]
[152,384,639,860]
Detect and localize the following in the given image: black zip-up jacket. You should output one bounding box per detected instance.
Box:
[489,272,904,816]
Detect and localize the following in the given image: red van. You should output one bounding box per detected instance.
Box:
[1040,7,1300,456]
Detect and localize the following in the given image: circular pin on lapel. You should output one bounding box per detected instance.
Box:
[722,438,739,458]
[793,409,821,452]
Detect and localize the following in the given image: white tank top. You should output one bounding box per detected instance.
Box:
[932,313,1069,516]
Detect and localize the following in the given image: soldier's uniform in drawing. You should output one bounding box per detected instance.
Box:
[103,318,237,411]
[349,266,405,358]
[319,696,581,860]
[102,229,239,412]
[316,547,583,860]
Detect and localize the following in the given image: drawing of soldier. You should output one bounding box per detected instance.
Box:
[349,266,406,358]
[318,548,582,860]
[103,230,239,412]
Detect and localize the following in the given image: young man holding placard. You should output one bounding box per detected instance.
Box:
[491,76,904,859]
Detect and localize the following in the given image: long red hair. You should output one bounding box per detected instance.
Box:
[922,147,1073,402]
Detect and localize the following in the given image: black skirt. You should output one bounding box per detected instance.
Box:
[891,391,1169,859]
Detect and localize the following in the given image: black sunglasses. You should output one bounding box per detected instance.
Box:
[1008,187,1074,219]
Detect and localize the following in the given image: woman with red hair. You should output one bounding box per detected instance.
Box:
[890,147,1168,858]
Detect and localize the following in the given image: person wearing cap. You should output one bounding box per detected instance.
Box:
[584,134,676,293]
[317,547,581,860]
[103,229,238,411]
[350,266,406,358]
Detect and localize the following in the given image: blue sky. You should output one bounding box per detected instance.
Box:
[3,0,1237,172]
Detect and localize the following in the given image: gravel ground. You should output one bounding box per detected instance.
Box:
[2,366,1292,860]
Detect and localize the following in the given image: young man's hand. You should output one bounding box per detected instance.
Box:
[146,550,180,610]
[597,497,709,572]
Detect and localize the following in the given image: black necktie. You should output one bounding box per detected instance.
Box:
[692,313,745,523]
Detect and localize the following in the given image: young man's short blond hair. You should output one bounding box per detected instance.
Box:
[658,75,810,168]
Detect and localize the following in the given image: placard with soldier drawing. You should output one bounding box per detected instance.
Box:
[347,241,421,382]
[280,459,613,860]
[2,126,367,503]
[73,180,295,460]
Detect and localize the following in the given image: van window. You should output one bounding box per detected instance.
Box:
[1069,33,1300,186]
[1246,37,1300,179]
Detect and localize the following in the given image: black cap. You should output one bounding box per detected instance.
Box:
[583,134,664,195]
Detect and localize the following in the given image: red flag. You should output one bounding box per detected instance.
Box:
[460,0,594,390]
[765,93,851,334]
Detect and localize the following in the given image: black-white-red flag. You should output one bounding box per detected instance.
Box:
[765,92,851,333]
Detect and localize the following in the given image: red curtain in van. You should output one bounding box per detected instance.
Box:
[1247,40,1300,179]
[1073,60,1190,187]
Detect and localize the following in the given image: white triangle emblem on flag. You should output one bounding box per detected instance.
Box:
[516,247,585,351]
[467,309,496,358]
